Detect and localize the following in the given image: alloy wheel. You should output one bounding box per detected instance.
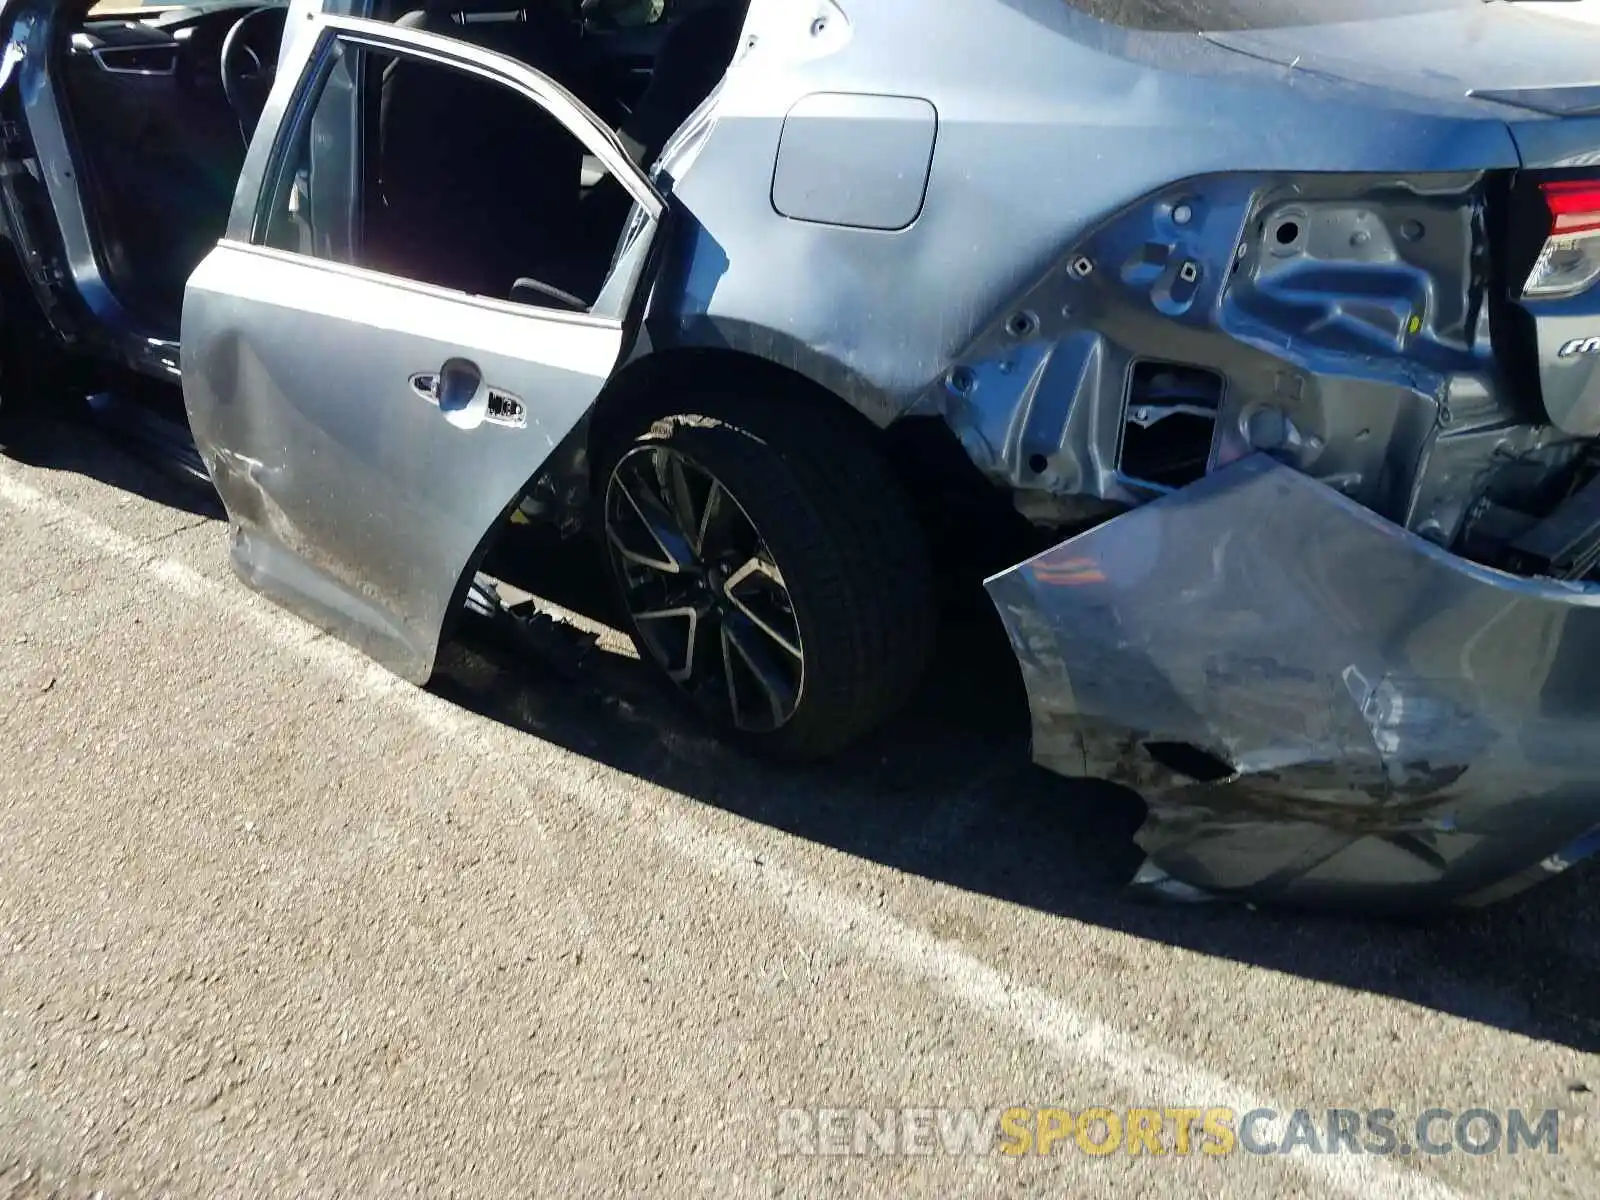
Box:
[603,443,806,733]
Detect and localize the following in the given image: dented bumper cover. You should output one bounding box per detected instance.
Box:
[985,454,1600,911]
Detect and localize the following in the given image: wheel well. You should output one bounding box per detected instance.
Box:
[587,347,886,470]
[472,350,898,612]
[587,346,1038,590]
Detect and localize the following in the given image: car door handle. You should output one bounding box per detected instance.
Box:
[409,357,481,428]
[439,358,483,414]
[409,360,526,431]
[410,357,480,411]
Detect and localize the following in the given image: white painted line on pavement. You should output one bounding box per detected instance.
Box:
[0,465,1471,1200]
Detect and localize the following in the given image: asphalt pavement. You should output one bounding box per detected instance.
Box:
[1,414,1597,1198]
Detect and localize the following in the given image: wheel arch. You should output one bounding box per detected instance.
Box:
[586,343,894,480]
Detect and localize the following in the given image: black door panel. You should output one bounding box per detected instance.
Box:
[62,16,250,325]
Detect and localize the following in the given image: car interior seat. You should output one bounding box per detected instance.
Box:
[616,0,746,165]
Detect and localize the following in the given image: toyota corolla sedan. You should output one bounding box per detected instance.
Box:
[3,0,1600,911]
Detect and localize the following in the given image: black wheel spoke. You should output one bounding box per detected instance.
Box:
[694,479,724,557]
[663,452,702,548]
[630,605,705,682]
[723,556,802,661]
[720,613,799,731]
[608,456,697,575]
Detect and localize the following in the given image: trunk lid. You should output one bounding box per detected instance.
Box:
[1200,1,1600,164]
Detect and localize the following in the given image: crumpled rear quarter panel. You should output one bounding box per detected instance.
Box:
[985,454,1600,911]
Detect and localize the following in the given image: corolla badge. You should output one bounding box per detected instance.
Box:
[1557,336,1600,358]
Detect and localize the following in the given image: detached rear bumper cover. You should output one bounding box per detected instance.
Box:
[985,454,1600,911]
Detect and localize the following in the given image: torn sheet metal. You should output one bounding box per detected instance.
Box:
[985,453,1600,911]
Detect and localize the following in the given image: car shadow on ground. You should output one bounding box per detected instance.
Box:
[1,413,226,522]
[14,417,1599,1058]
[450,523,1600,1058]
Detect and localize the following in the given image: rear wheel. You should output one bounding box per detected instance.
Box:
[598,395,936,762]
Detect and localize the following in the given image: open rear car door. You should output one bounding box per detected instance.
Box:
[178,15,665,681]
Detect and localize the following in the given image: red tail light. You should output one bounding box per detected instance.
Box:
[1523,181,1600,300]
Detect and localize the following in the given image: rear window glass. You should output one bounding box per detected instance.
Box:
[1060,0,1488,33]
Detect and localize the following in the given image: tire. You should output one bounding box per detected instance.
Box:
[596,391,937,762]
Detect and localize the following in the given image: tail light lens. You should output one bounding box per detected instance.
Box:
[1523,181,1600,300]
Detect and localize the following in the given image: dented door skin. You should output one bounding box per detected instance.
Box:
[179,17,663,681]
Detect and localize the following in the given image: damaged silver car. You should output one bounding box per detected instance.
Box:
[4,0,1600,910]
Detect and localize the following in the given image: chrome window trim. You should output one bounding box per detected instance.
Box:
[219,239,627,329]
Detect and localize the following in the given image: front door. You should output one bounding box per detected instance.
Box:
[180,15,665,681]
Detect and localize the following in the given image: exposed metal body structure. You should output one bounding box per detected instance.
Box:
[6,0,1600,907]
[988,454,1600,910]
